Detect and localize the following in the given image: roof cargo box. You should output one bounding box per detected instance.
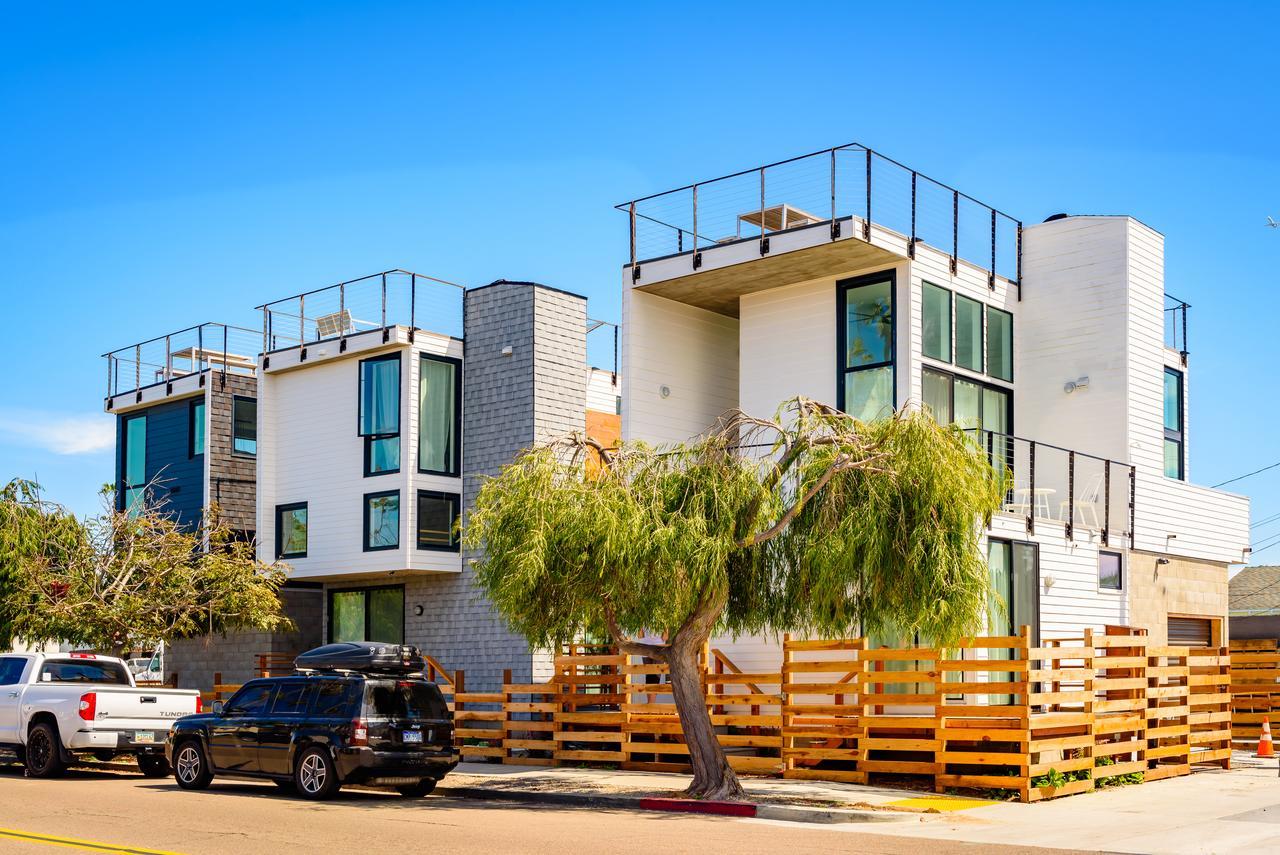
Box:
[295,642,425,675]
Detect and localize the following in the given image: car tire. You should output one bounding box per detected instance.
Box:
[25,722,66,778]
[293,747,341,800]
[173,739,213,790]
[137,755,171,778]
[396,778,437,798]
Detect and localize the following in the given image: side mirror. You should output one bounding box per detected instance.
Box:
[212,701,225,715]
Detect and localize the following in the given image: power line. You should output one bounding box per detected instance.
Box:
[1212,459,1280,489]
[1253,510,1280,529]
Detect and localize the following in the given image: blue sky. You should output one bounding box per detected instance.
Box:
[1,3,1278,558]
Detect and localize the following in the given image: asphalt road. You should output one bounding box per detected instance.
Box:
[0,764,1089,855]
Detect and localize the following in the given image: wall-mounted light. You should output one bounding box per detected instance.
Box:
[1063,376,1091,394]
[1156,557,1171,566]
[660,385,671,399]
[414,605,425,617]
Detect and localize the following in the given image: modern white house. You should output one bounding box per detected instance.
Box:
[619,143,1249,670]
[252,271,621,689]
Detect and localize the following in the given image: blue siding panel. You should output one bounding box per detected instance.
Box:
[115,396,205,531]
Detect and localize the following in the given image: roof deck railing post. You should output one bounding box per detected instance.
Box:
[629,201,640,281]
[106,355,112,400]
[863,148,872,241]
[1066,451,1075,541]
[164,334,172,386]
[219,325,227,387]
[339,282,348,353]
[1128,466,1136,545]
[692,185,701,268]
[197,325,204,376]
[989,209,997,290]
[1103,460,1111,546]
[134,344,141,393]
[409,273,417,343]
[1181,302,1189,365]
[381,272,389,342]
[951,189,959,274]
[1027,440,1036,536]
[1016,223,1023,300]
[759,167,769,255]
[299,294,307,361]
[261,308,269,356]
[909,171,917,258]
[829,149,840,241]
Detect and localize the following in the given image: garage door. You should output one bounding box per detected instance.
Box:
[1168,616,1212,647]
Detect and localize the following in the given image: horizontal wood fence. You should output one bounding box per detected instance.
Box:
[194,626,1253,803]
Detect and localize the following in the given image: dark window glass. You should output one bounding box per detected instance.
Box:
[269,681,312,716]
[233,397,257,457]
[329,586,405,644]
[921,282,952,362]
[364,681,448,721]
[310,681,354,718]
[986,307,1013,381]
[364,491,400,551]
[39,660,131,685]
[359,355,401,437]
[369,587,405,643]
[122,415,147,515]
[417,491,460,551]
[1163,368,1184,480]
[0,657,26,686]
[838,275,895,422]
[922,368,952,423]
[955,295,983,372]
[1099,551,1123,591]
[226,681,274,716]
[276,503,308,559]
[367,436,400,475]
[190,400,206,457]
[418,355,460,475]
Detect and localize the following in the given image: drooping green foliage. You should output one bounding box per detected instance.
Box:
[465,397,1004,650]
[0,479,291,655]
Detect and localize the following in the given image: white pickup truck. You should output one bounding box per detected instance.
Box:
[0,651,200,777]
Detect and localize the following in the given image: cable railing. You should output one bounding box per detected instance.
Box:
[103,322,262,401]
[618,142,1023,291]
[256,269,464,356]
[965,428,1135,546]
[1165,294,1190,361]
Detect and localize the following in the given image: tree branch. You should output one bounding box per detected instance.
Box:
[602,600,667,661]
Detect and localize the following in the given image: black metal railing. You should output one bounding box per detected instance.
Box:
[1165,294,1190,362]
[619,143,1023,292]
[103,322,262,401]
[966,429,1135,546]
[256,269,464,358]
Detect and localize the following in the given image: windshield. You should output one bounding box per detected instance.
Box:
[40,659,131,685]
[363,680,448,720]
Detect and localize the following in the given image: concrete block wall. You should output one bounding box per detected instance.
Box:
[1127,551,1228,645]
[401,281,588,691]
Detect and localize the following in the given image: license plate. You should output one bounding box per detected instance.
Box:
[402,730,423,744]
[134,731,155,744]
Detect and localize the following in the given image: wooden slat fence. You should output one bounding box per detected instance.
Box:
[1228,638,1280,749]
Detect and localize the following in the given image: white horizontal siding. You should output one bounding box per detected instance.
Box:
[1133,471,1249,563]
[586,367,619,415]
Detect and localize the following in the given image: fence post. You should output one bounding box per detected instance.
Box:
[781,634,793,775]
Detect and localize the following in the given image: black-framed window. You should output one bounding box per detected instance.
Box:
[921,367,1012,436]
[359,353,401,476]
[837,272,895,422]
[986,306,1013,382]
[275,502,308,559]
[1163,367,1184,480]
[329,585,405,643]
[921,281,952,363]
[955,294,984,373]
[417,490,460,551]
[189,399,206,458]
[363,490,400,552]
[1099,550,1123,591]
[121,413,147,515]
[418,354,461,476]
[232,396,257,457]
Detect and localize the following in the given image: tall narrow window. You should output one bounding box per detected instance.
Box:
[417,490,460,551]
[360,354,401,476]
[986,306,1013,381]
[275,502,308,559]
[986,540,1039,702]
[363,490,400,551]
[189,400,206,457]
[955,295,983,372]
[122,414,147,514]
[418,355,460,476]
[921,282,952,363]
[838,274,894,422]
[232,396,257,457]
[1163,367,1184,480]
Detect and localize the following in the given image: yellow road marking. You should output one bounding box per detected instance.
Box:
[0,827,185,855]
[884,796,997,812]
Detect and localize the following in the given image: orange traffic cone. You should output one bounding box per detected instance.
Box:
[1257,719,1275,759]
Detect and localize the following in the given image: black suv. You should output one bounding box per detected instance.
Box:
[166,643,456,799]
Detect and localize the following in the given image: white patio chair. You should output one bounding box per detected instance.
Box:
[1059,472,1104,530]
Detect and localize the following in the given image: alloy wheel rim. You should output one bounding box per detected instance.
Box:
[176,746,200,783]
[299,754,326,793]
[30,731,50,770]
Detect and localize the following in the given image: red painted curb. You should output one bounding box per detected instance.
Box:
[637,797,757,818]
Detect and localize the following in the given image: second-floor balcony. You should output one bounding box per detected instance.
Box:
[969,429,1135,547]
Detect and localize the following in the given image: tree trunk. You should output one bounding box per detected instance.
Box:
[667,634,744,800]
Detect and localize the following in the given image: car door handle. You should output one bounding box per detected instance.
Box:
[5,692,16,698]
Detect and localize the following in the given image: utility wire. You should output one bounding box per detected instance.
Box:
[1213,459,1280,489]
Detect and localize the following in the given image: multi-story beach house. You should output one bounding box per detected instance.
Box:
[618,143,1250,668]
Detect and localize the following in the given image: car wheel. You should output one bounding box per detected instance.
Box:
[396,778,437,797]
[173,740,213,790]
[25,723,66,778]
[293,747,340,800]
[137,755,171,778]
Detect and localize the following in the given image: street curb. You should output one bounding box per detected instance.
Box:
[436,785,907,824]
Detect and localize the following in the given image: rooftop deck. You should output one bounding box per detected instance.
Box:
[103,322,261,407]
[619,143,1023,315]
